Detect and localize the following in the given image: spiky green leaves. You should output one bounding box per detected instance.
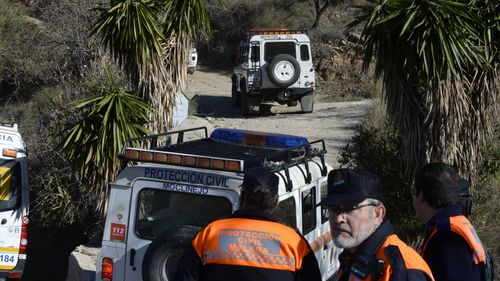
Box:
[349,0,500,180]
[61,65,151,212]
[92,0,165,79]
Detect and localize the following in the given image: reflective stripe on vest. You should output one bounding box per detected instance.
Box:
[333,234,434,281]
[192,218,310,271]
[419,215,486,265]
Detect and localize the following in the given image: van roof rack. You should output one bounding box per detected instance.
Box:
[120,127,328,190]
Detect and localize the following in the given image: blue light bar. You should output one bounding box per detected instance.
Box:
[210,128,309,149]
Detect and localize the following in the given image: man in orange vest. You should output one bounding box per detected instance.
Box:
[173,167,322,281]
[413,163,488,281]
[319,168,434,281]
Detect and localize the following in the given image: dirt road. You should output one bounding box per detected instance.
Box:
[178,69,373,166]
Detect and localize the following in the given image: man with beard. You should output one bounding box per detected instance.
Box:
[319,168,434,281]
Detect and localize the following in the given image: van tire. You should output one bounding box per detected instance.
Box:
[268,54,300,88]
[142,225,201,281]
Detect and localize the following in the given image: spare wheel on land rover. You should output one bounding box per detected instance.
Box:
[268,54,301,88]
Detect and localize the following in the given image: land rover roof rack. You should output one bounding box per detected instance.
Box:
[247,28,308,35]
[119,127,328,189]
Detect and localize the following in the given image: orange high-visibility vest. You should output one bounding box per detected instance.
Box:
[192,217,311,271]
[419,215,486,265]
[332,234,434,281]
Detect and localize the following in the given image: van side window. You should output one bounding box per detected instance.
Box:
[300,44,310,61]
[0,160,21,211]
[302,187,316,234]
[320,181,329,223]
[274,196,296,228]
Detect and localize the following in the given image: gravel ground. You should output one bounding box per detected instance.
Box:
[179,69,373,166]
[67,69,373,281]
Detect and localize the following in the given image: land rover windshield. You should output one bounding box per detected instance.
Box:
[0,159,21,212]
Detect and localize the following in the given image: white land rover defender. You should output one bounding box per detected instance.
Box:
[0,123,29,280]
[232,28,315,116]
[96,127,340,281]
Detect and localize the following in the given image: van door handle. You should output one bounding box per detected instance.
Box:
[1,218,6,225]
[130,248,136,270]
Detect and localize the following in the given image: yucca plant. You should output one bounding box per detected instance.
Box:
[61,65,151,213]
[349,0,500,182]
[92,0,224,133]
[91,0,164,81]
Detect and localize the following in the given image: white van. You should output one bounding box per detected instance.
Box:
[96,127,340,281]
[0,123,29,280]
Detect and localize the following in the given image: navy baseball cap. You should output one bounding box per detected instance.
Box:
[241,167,279,196]
[318,168,384,207]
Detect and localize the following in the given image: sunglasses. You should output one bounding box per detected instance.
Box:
[326,203,378,216]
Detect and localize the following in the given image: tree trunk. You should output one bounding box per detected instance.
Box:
[312,0,331,28]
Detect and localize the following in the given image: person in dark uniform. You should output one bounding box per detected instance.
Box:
[319,168,434,281]
[173,167,322,281]
[413,163,488,281]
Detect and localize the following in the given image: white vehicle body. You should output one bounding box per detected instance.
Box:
[0,124,29,280]
[187,47,198,74]
[232,29,316,115]
[96,127,340,281]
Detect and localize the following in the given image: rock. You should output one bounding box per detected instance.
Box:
[66,245,99,281]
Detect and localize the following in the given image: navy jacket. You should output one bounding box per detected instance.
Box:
[421,204,485,281]
[335,219,433,281]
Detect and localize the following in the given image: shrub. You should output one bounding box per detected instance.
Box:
[0,0,48,98]
[472,124,500,277]
[338,119,421,239]
[0,0,100,101]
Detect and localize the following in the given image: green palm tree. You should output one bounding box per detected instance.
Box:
[349,0,500,182]
[92,0,221,132]
[61,65,151,213]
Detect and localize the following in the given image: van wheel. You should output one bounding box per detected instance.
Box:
[300,92,314,113]
[142,225,201,281]
[232,76,241,107]
[268,54,300,88]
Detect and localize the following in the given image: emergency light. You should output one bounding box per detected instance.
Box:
[124,148,243,172]
[2,148,17,158]
[210,128,309,149]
